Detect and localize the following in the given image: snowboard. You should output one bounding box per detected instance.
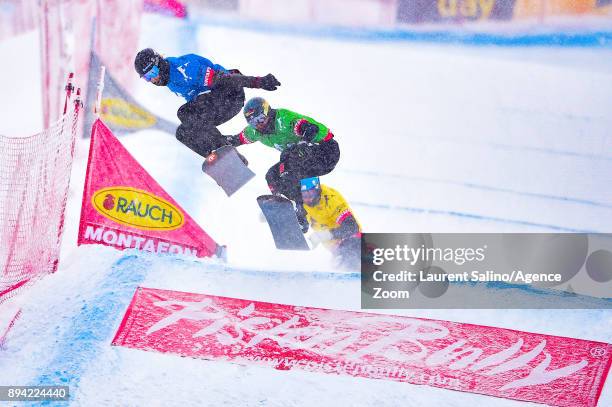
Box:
[257,195,310,250]
[202,145,255,197]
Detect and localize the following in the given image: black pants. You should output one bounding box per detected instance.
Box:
[175,82,245,158]
[265,139,340,203]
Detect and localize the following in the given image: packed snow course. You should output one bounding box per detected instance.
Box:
[1,14,611,406]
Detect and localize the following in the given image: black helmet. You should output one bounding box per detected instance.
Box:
[134,48,161,77]
[244,97,272,130]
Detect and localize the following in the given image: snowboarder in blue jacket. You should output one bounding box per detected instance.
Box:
[134,48,280,158]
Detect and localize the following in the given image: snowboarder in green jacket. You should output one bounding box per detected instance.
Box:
[227,97,340,232]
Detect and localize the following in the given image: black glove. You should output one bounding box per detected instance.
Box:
[259,74,281,91]
[225,134,242,147]
[236,151,248,166]
[297,121,319,142]
[296,204,309,233]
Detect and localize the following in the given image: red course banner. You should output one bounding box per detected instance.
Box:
[113,287,611,407]
[77,119,219,258]
[144,0,187,19]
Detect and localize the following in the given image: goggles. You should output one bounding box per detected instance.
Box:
[302,188,320,198]
[246,111,268,128]
[302,188,321,205]
[142,65,160,82]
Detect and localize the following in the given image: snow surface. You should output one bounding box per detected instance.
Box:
[1,14,612,407]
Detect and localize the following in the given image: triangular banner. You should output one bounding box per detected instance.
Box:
[77,119,220,258]
[84,51,178,137]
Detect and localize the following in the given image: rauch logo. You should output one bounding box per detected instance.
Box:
[92,187,184,231]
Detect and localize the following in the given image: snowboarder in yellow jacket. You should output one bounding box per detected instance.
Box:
[300,177,361,270]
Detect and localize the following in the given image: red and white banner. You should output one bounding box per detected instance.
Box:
[144,0,187,19]
[113,288,612,407]
[40,0,70,128]
[38,0,143,132]
[239,0,396,26]
[77,119,219,258]
[95,0,144,93]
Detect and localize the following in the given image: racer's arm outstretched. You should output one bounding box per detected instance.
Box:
[213,70,281,91]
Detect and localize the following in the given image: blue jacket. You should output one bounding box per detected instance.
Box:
[166,54,227,102]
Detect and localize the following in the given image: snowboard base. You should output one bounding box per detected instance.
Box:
[257,195,310,250]
[202,145,255,197]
